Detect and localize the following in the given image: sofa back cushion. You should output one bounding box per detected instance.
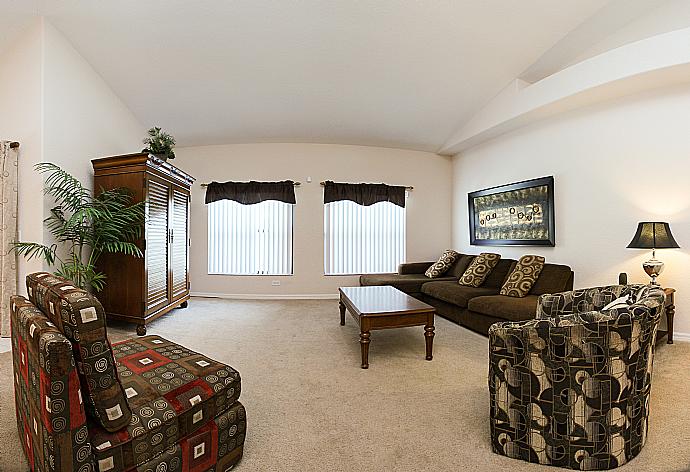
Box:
[448,254,476,278]
[459,253,501,287]
[481,258,516,289]
[26,272,132,432]
[500,255,545,297]
[530,263,574,295]
[424,250,460,278]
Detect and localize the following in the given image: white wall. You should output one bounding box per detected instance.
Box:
[42,22,143,187]
[0,21,45,286]
[0,19,143,298]
[452,83,690,338]
[569,0,690,67]
[175,143,452,297]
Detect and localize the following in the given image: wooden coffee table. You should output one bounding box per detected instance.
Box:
[339,286,435,369]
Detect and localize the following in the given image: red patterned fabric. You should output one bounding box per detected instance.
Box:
[11,296,95,471]
[89,336,242,471]
[11,273,247,472]
[26,272,132,432]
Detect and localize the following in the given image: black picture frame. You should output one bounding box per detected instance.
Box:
[468,176,555,246]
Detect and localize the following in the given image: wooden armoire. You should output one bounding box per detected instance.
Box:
[92,153,195,335]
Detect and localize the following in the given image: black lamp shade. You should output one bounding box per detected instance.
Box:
[627,222,680,249]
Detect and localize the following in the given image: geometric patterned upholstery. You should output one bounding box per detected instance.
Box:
[12,273,247,472]
[11,295,95,472]
[89,336,243,471]
[535,284,646,320]
[488,284,665,470]
[26,272,132,432]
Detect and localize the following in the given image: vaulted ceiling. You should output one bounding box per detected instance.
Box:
[2,0,651,152]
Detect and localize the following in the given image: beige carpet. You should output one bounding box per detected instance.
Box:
[1,297,690,471]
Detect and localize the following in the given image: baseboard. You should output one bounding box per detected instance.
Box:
[672,331,690,342]
[190,291,339,300]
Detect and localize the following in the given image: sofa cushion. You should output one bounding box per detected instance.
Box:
[459,253,501,287]
[422,282,498,308]
[89,335,243,471]
[447,254,476,278]
[26,272,132,432]
[530,263,574,295]
[360,273,456,294]
[424,250,460,278]
[500,255,545,297]
[468,294,539,322]
[481,259,516,289]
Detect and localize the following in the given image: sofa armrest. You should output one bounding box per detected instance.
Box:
[398,262,435,275]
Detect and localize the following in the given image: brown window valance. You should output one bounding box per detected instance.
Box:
[323,181,406,208]
[204,180,296,205]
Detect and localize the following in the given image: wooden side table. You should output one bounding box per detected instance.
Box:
[658,287,676,344]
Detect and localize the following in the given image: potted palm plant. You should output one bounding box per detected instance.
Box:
[14,163,145,292]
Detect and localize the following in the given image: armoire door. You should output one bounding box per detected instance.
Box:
[170,187,189,300]
[146,176,171,312]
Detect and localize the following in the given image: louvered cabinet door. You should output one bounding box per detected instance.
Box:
[170,187,189,299]
[145,177,171,311]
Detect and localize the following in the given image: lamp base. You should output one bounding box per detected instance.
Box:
[642,258,664,286]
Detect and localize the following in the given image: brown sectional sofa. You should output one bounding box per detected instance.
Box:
[360,254,573,335]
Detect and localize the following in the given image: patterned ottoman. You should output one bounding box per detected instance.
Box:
[90,336,246,471]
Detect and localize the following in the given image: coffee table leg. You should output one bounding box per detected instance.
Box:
[425,315,435,361]
[339,301,346,326]
[667,303,675,344]
[360,331,370,369]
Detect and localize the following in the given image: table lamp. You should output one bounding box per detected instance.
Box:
[627,222,680,285]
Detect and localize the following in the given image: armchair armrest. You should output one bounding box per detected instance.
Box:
[489,303,660,364]
[398,261,435,275]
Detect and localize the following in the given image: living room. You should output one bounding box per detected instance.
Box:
[1,1,689,471]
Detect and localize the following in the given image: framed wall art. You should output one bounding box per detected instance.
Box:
[468,176,555,246]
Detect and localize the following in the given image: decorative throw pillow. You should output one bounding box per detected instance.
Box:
[500,255,545,297]
[424,250,460,278]
[458,253,501,287]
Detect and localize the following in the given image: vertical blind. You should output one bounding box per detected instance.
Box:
[208,199,294,275]
[324,200,406,275]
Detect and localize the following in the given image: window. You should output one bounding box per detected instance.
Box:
[324,200,406,275]
[208,199,293,275]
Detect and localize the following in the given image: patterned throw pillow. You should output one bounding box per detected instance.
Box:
[458,253,501,287]
[500,255,546,297]
[424,250,460,278]
[26,272,132,432]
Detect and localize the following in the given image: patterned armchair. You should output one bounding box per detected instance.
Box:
[488,284,665,470]
[11,272,246,472]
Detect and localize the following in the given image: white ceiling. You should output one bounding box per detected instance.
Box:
[4,0,615,152]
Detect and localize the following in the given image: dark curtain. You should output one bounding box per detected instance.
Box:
[205,180,296,205]
[323,181,406,208]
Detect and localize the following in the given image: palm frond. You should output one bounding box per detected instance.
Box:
[35,163,90,212]
[13,242,58,265]
[15,162,146,292]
